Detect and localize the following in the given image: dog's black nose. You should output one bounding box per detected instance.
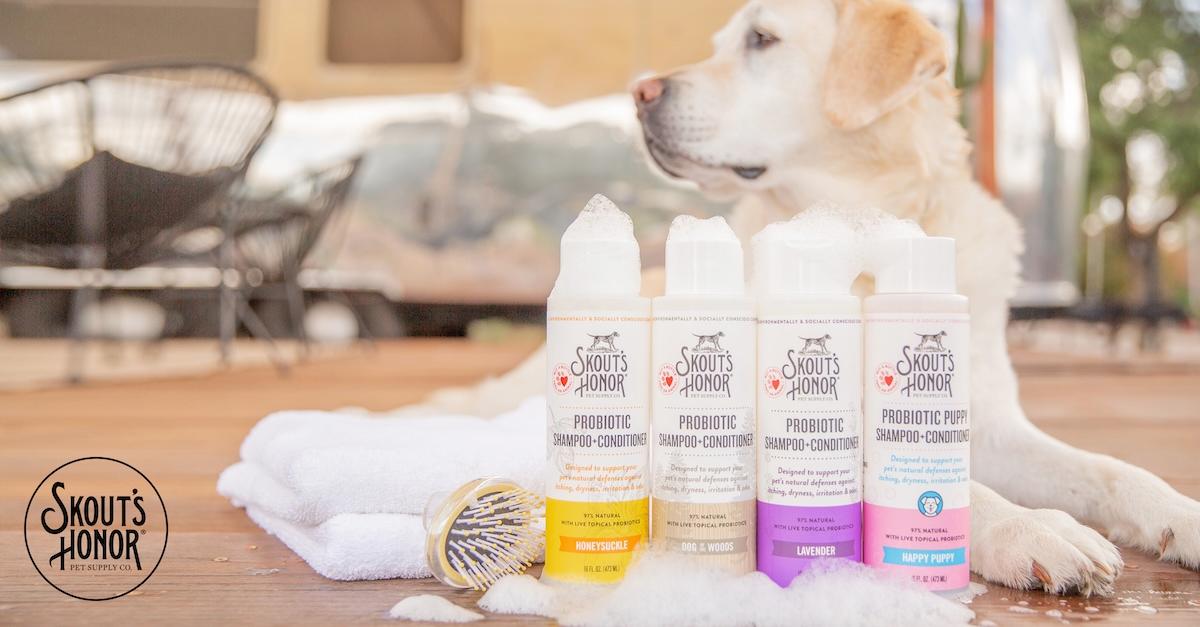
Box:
[633,77,666,108]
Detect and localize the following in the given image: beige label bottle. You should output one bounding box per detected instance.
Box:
[650,216,756,573]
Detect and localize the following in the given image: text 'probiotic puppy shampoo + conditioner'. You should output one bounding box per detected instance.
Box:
[864,236,970,593]
[545,194,650,584]
[753,216,864,587]
[651,216,756,574]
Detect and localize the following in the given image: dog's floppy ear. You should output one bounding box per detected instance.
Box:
[821,0,948,131]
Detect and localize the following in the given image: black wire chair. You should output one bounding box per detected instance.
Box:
[0,61,278,381]
[221,156,364,361]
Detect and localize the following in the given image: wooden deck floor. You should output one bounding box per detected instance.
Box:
[0,339,1197,625]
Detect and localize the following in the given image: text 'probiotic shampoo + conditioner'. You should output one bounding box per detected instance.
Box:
[863,236,971,593]
[651,216,756,574]
[753,216,864,587]
[545,194,651,584]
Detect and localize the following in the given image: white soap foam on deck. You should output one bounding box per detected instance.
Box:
[551,194,641,298]
[477,574,558,616]
[478,552,973,626]
[388,595,483,623]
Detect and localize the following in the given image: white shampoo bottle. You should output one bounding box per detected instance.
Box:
[753,216,864,587]
[863,236,970,593]
[544,194,651,584]
[651,215,756,574]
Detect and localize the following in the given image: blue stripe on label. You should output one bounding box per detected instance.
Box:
[881,547,966,567]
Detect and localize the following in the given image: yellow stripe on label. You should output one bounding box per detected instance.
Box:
[544,497,648,584]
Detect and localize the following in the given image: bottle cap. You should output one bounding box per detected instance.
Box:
[665,215,745,296]
[870,236,957,294]
[753,214,860,296]
[551,194,641,298]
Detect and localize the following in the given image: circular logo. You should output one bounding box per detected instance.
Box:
[657,364,678,394]
[917,490,944,517]
[552,363,571,395]
[874,363,897,393]
[24,457,168,601]
[763,367,784,397]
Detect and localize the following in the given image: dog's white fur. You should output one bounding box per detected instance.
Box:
[421,0,1200,596]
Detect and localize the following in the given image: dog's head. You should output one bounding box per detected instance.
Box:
[634,0,948,196]
[921,495,940,515]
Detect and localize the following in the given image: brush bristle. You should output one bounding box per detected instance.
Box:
[443,487,543,590]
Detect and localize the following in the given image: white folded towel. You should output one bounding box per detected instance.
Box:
[245,506,431,580]
[218,396,546,580]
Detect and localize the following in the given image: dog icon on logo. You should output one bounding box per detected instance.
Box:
[692,332,725,352]
[918,491,944,517]
[913,331,948,352]
[798,334,833,355]
[586,332,620,352]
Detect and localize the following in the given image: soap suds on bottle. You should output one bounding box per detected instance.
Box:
[478,552,974,626]
[551,194,641,298]
[388,595,483,623]
[667,214,739,242]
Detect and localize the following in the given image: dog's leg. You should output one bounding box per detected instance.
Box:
[971,480,1122,596]
[974,396,1200,575]
[394,345,545,417]
[929,189,1128,594]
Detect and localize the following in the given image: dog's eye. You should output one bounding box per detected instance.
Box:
[747,28,779,51]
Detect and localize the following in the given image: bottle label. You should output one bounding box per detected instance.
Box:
[651,310,756,573]
[756,314,863,586]
[864,313,970,592]
[545,309,650,583]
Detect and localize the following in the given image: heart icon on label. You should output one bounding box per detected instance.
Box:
[884,375,894,386]
[559,376,568,386]
[771,379,780,390]
[664,376,674,387]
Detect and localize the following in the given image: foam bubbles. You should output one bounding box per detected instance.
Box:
[478,552,973,626]
[552,194,642,298]
[667,214,739,242]
[562,194,635,243]
[753,203,919,296]
[477,574,557,616]
[665,215,744,295]
[388,595,483,623]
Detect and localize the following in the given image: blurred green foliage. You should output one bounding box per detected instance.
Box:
[1069,0,1200,311]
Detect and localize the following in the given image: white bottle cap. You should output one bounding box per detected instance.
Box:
[550,194,642,298]
[752,214,860,296]
[665,215,745,296]
[871,236,957,294]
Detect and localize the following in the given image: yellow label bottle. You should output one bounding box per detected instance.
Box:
[544,195,650,584]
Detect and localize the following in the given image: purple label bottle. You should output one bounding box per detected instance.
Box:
[752,216,864,587]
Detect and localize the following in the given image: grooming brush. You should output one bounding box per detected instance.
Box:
[424,477,544,590]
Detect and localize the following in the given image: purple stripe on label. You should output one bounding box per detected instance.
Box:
[757,501,862,587]
[770,539,857,559]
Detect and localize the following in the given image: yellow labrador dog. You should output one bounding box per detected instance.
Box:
[629,0,1199,595]
[422,0,1199,595]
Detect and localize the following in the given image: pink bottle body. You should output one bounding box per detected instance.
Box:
[863,291,971,593]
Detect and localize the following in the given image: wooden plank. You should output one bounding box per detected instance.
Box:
[0,339,1197,625]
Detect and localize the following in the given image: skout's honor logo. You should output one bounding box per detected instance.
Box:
[918,491,944,517]
[24,457,168,601]
[570,331,629,397]
[658,331,734,398]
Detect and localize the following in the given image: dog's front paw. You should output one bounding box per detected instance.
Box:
[1150,507,1200,570]
[972,508,1122,596]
